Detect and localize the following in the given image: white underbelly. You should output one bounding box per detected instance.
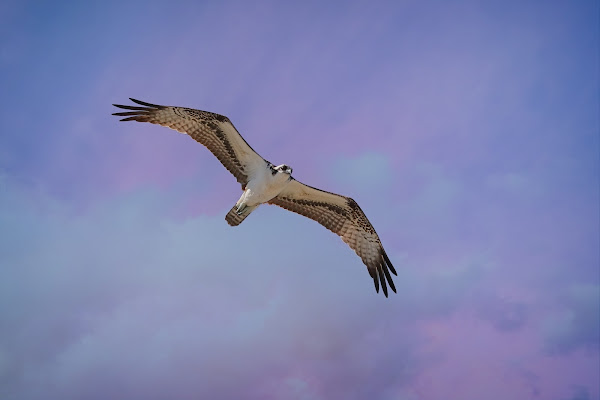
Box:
[243,175,290,206]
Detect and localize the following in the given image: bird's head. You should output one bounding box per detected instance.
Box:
[275,164,293,175]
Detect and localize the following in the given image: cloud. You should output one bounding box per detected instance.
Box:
[0,175,473,400]
[0,174,507,400]
[476,296,529,332]
[560,386,593,400]
[2,158,597,400]
[543,284,600,355]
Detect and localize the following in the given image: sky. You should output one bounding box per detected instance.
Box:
[0,0,598,399]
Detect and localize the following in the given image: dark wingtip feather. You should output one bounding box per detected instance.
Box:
[370,269,380,293]
[378,265,388,297]
[382,250,397,276]
[383,262,397,294]
[113,103,150,111]
[112,111,148,117]
[129,98,164,109]
[119,116,141,122]
[389,281,397,294]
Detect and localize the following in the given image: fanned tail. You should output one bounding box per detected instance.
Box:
[225,204,257,226]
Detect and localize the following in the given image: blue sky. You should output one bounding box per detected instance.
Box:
[0,1,598,399]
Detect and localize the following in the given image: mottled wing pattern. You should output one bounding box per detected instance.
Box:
[268,179,397,296]
[112,98,267,187]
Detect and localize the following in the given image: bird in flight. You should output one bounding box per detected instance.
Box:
[113,99,397,296]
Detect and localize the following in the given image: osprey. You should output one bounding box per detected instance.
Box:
[113,99,397,296]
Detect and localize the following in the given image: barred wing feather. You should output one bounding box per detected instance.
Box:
[269,179,397,296]
[113,98,267,187]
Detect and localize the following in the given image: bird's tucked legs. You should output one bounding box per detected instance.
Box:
[236,203,248,215]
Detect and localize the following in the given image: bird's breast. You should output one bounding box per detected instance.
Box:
[244,172,290,206]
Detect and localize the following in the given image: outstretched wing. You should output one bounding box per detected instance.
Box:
[268,179,397,297]
[112,98,267,187]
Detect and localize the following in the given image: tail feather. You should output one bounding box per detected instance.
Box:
[225,204,257,226]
